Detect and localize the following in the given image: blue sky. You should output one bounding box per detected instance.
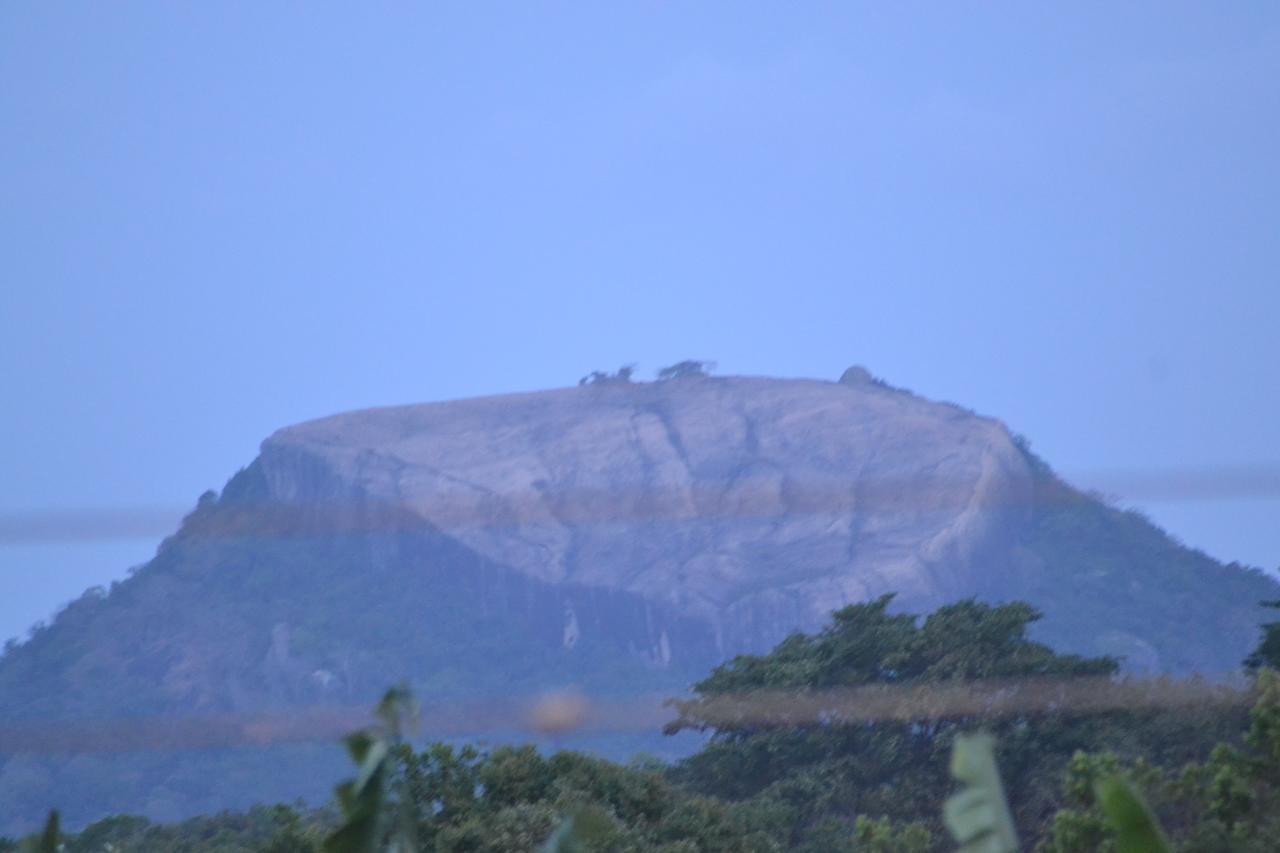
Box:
[2,3,1278,643]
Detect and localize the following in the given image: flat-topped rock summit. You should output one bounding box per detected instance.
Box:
[261,372,1031,650]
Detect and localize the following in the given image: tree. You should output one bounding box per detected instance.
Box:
[656,360,714,381]
[395,742,780,852]
[664,595,1201,847]
[1040,670,1280,851]
[578,365,636,386]
[1244,600,1280,672]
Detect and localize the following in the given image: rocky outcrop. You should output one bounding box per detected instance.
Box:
[258,372,1033,654]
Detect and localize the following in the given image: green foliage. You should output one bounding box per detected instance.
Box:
[851,815,933,852]
[1008,446,1279,676]
[667,595,1131,846]
[1244,600,1280,672]
[24,811,57,853]
[229,687,786,851]
[578,365,635,386]
[538,807,615,852]
[1093,776,1170,853]
[656,360,714,381]
[944,734,1018,853]
[1040,670,1280,851]
[12,597,1274,851]
[325,686,418,853]
[4,806,323,853]
[943,737,1175,853]
[400,743,778,852]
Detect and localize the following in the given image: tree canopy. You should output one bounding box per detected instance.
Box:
[666,596,1235,848]
[10,594,1276,851]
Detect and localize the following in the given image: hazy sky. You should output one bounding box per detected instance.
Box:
[2,4,1278,643]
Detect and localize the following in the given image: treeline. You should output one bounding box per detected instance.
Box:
[6,595,1280,851]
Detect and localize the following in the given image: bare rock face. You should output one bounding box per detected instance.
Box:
[260,373,1032,653]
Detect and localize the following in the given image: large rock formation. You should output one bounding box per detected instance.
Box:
[0,369,1274,831]
[261,373,1031,654]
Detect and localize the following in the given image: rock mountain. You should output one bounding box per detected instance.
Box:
[0,369,1274,831]
[265,369,1030,656]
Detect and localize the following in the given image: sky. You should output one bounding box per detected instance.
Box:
[2,3,1278,644]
